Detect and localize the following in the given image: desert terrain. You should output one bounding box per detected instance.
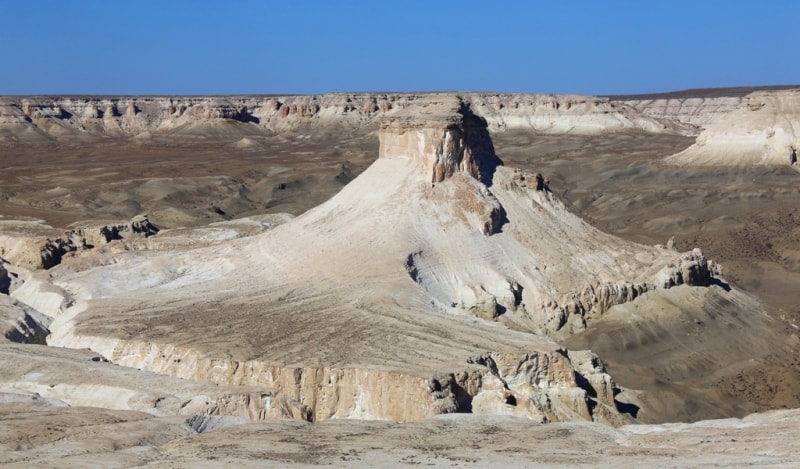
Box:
[1,88,800,466]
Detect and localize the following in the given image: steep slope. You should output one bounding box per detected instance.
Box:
[620,96,741,127]
[7,97,751,424]
[666,89,800,166]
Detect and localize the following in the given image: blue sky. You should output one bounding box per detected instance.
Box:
[1,1,797,95]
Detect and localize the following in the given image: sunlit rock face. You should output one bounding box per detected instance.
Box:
[0,92,695,148]
[667,89,800,166]
[379,97,502,186]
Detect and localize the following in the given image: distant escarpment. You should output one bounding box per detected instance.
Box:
[0,93,695,148]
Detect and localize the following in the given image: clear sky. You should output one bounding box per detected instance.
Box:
[1,0,797,96]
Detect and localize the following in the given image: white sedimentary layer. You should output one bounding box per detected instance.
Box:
[621,96,742,127]
[0,92,695,145]
[666,89,800,166]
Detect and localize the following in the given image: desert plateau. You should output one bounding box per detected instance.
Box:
[2,87,800,467]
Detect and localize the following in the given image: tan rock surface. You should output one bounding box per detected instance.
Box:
[0,93,690,147]
[0,343,310,420]
[622,95,742,127]
[666,89,800,166]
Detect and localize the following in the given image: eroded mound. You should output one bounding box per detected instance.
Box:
[3,97,765,427]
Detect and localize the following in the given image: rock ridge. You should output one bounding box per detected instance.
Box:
[0,93,695,148]
[45,333,622,424]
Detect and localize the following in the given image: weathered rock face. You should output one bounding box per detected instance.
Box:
[655,248,718,288]
[379,98,502,186]
[0,221,81,270]
[0,93,695,148]
[620,96,742,127]
[0,296,50,344]
[45,334,618,424]
[73,214,159,248]
[666,89,800,166]
[0,344,310,421]
[0,215,159,270]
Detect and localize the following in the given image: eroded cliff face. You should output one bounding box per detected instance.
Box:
[620,96,742,127]
[0,93,694,148]
[40,333,620,424]
[666,89,800,166]
[0,215,159,270]
[0,343,311,421]
[378,98,502,187]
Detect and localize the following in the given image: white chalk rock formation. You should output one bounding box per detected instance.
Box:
[666,89,800,166]
[11,97,722,424]
[0,215,159,270]
[0,220,81,270]
[0,343,310,420]
[621,96,742,127]
[0,92,694,147]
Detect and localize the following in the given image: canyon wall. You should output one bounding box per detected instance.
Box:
[0,92,696,147]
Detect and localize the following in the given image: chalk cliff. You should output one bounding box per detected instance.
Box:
[0,93,695,149]
[666,89,800,166]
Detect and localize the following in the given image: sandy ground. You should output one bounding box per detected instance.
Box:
[0,129,378,228]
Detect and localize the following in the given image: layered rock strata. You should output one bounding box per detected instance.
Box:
[666,89,800,166]
[0,215,158,269]
[620,96,742,127]
[7,97,724,425]
[0,93,694,147]
[0,344,310,421]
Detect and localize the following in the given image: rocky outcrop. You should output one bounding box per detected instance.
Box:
[467,350,620,424]
[10,97,725,428]
[655,248,719,288]
[0,222,81,270]
[665,89,800,166]
[0,215,159,270]
[620,96,742,128]
[379,98,502,186]
[0,344,310,421]
[73,214,159,247]
[46,333,618,424]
